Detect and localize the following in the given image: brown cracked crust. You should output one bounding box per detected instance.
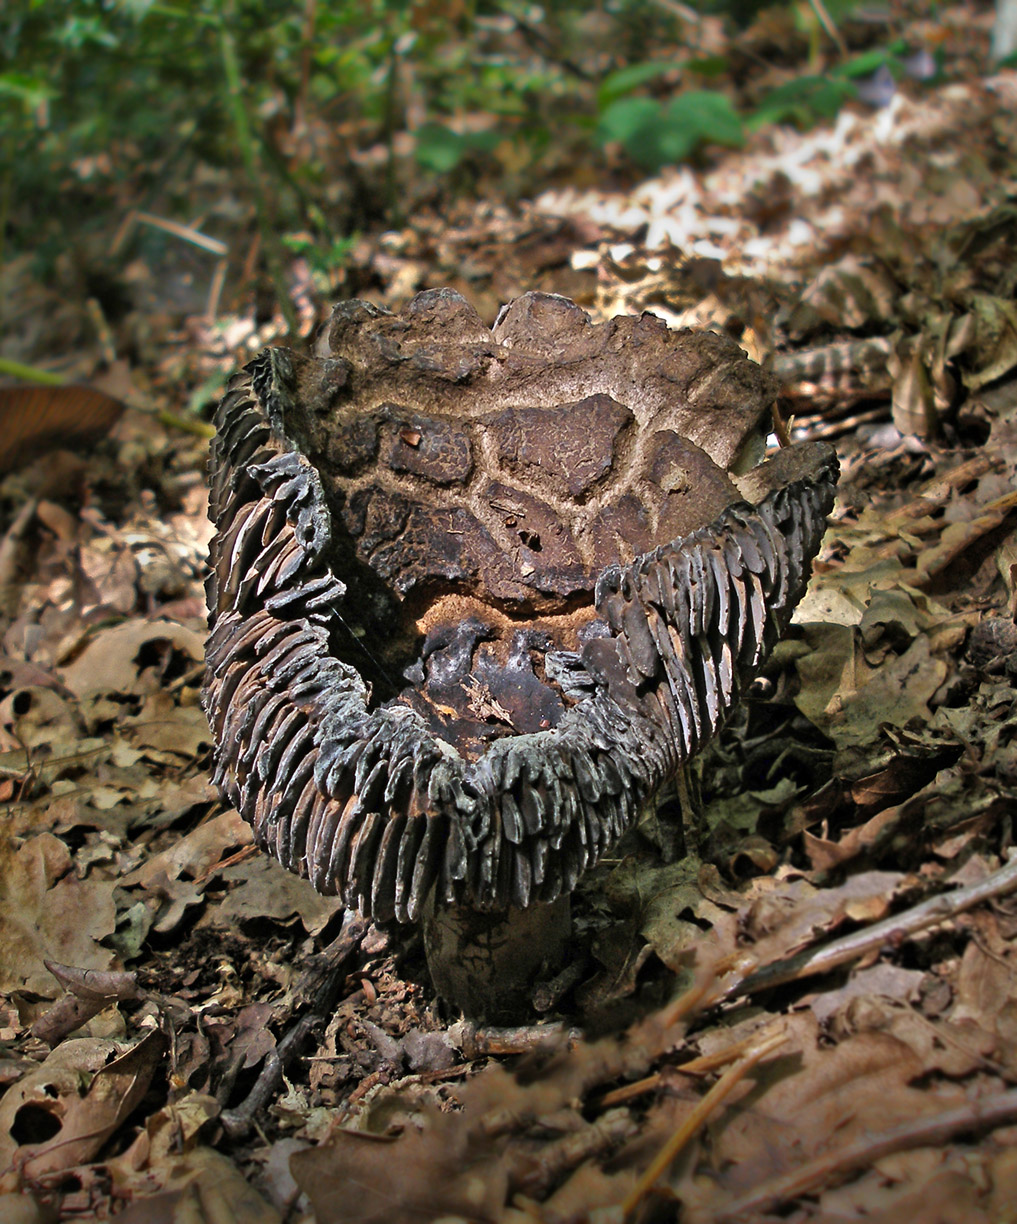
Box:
[203,290,838,921]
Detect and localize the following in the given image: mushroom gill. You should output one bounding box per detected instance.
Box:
[203,291,838,932]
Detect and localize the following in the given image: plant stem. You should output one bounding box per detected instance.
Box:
[214,1,299,336]
[0,359,65,385]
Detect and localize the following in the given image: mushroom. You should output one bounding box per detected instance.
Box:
[204,290,838,1018]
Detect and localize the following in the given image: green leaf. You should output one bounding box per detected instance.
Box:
[462,129,503,154]
[838,48,900,79]
[624,123,697,171]
[685,55,730,78]
[596,61,675,111]
[55,16,120,51]
[413,124,501,173]
[748,75,856,130]
[663,90,743,148]
[595,96,661,147]
[597,90,742,173]
[0,73,54,109]
[413,123,468,173]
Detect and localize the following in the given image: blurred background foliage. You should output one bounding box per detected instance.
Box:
[0,0,966,312]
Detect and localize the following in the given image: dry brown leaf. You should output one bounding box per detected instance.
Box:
[77,541,139,617]
[913,488,1017,586]
[795,629,946,749]
[0,1031,164,1184]
[58,620,205,699]
[0,386,125,473]
[808,963,926,1026]
[697,1016,950,1190]
[962,294,1017,391]
[124,692,211,761]
[211,855,344,936]
[119,810,252,891]
[0,834,117,996]
[115,1147,282,1224]
[0,1191,55,1223]
[891,341,938,438]
[290,1122,509,1224]
[738,870,904,965]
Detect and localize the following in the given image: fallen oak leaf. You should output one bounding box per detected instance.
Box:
[113,1146,281,1224]
[289,1121,509,1224]
[118,810,252,891]
[621,1030,787,1217]
[31,964,142,1047]
[716,852,1017,1004]
[58,620,205,701]
[289,985,711,1222]
[0,1030,165,1184]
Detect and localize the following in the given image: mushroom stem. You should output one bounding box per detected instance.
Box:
[422,894,572,1021]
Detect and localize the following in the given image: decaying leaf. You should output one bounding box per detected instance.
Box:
[0,1031,165,1184]
[0,834,117,996]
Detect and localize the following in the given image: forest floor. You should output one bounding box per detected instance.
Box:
[3,47,1017,1224]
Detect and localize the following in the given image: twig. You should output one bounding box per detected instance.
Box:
[85,298,117,365]
[886,453,998,523]
[206,255,228,321]
[532,955,590,1013]
[771,400,793,449]
[647,0,703,23]
[293,0,318,134]
[510,13,594,81]
[0,497,39,595]
[219,913,369,1138]
[622,1032,787,1217]
[910,488,1017,587]
[793,405,889,441]
[457,1021,582,1059]
[599,1028,771,1107]
[133,211,229,256]
[157,409,215,439]
[716,1088,1017,1220]
[719,852,1017,1003]
[513,1108,639,1199]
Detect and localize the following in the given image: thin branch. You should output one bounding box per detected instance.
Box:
[0,359,65,385]
[622,1032,787,1217]
[219,914,368,1138]
[720,852,1017,1003]
[716,1088,1017,1220]
[135,211,229,256]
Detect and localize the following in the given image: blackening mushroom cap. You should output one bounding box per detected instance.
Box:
[204,290,838,922]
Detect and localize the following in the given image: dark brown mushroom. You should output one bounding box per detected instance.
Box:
[203,289,837,1016]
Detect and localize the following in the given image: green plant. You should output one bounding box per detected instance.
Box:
[596,87,744,173]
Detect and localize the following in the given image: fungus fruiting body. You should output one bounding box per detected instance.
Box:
[204,290,838,1014]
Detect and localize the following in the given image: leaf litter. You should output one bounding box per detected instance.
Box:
[4,27,1017,1224]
